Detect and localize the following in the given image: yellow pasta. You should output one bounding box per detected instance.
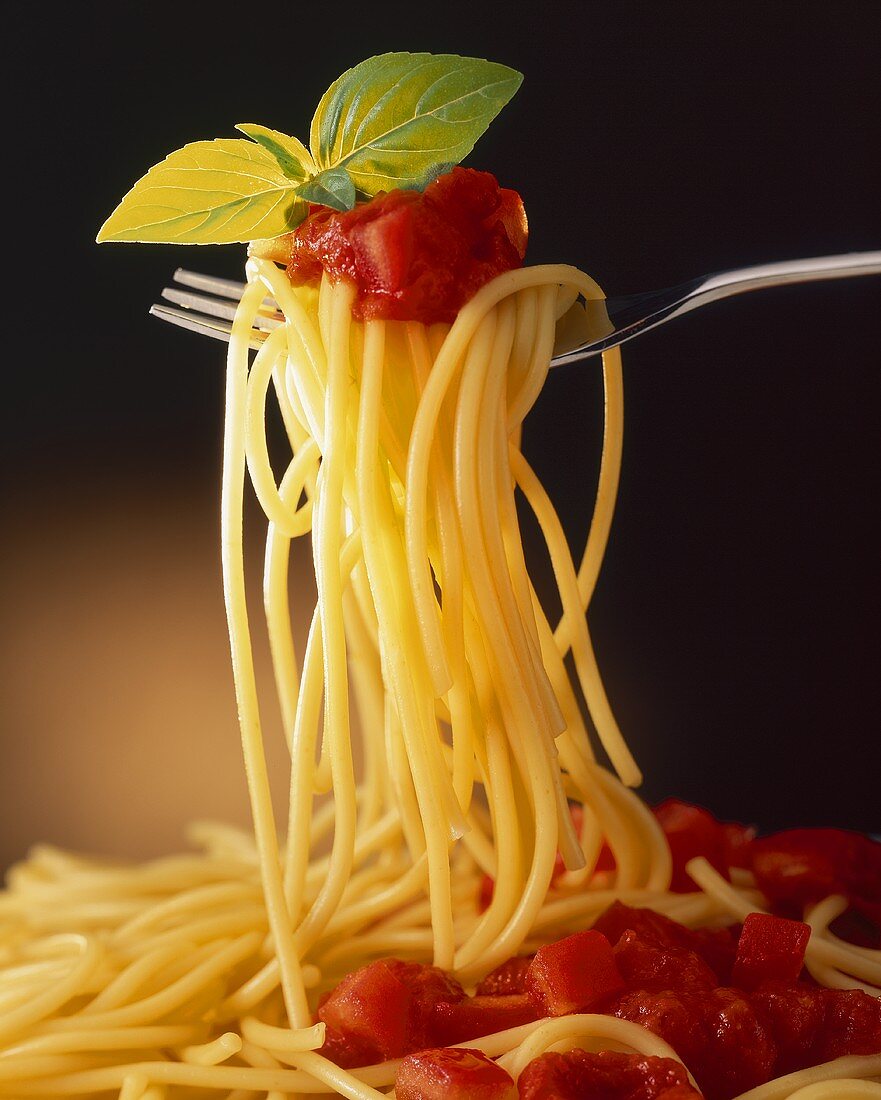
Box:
[3,238,878,1096]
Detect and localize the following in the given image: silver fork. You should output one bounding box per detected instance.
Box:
[150,251,881,365]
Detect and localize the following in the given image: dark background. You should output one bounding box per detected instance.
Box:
[2,2,879,869]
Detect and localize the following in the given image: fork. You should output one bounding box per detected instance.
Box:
[150,251,881,366]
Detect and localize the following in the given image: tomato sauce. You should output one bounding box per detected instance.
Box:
[271,167,528,323]
[315,812,880,1099]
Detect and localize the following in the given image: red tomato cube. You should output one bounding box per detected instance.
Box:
[517,1049,701,1099]
[655,799,731,893]
[722,821,756,869]
[614,929,718,992]
[317,1023,374,1069]
[395,1047,517,1100]
[350,202,414,293]
[750,982,826,1075]
[612,987,776,1099]
[475,955,533,996]
[318,958,464,1060]
[526,930,624,1016]
[750,828,881,928]
[431,993,538,1045]
[592,901,738,984]
[285,167,528,324]
[732,912,811,990]
[815,988,881,1061]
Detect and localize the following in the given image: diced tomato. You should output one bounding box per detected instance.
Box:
[279,167,527,323]
[722,822,756,869]
[317,1023,374,1069]
[749,828,881,928]
[492,186,528,259]
[395,1047,517,1100]
[317,959,408,1060]
[654,799,731,893]
[431,993,539,1045]
[526,930,624,1016]
[750,982,826,1075]
[479,874,495,913]
[517,1049,701,1100]
[476,956,533,996]
[607,989,703,1082]
[318,958,464,1061]
[731,912,811,991]
[592,901,738,985]
[814,988,881,1061]
[402,959,466,1013]
[614,929,718,992]
[753,984,881,1072]
[611,987,777,1100]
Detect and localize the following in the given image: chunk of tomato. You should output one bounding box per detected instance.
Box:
[317,1023,374,1069]
[731,912,811,991]
[750,828,881,927]
[750,982,825,1075]
[611,987,776,1100]
[814,988,881,1062]
[592,901,738,984]
[614,929,718,992]
[655,799,731,892]
[318,958,464,1061]
[517,1049,701,1100]
[526,930,624,1016]
[431,993,538,1045]
[476,956,533,997]
[282,167,527,324]
[722,821,756,869]
[395,1047,517,1100]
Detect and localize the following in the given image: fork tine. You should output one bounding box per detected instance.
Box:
[172,268,279,311]
[160,287,284,333]
[172,268,249,300]
[149,304,268,351]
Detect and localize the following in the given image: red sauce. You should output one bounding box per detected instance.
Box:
[278,168,528,323]
[396,1047,517,1100]
[315,818,881,1099]
[518,1050,701,1100]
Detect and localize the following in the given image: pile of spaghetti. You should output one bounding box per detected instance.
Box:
[3,58,880,1099]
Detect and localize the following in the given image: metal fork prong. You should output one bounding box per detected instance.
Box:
[160,287,284,334]
[173,268,249,300]
[173,268,279,311]
[149,304,268,351]
[157,251,881,366]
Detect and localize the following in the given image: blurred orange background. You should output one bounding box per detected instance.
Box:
[0,474,313,871]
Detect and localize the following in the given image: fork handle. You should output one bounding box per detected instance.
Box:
[694,250,881,309]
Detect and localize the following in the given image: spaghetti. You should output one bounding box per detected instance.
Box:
[1,254,878,1098]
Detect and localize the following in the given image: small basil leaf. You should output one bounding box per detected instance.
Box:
[235,124,314,181]
[310,52,522,195]
[298,166,357,212]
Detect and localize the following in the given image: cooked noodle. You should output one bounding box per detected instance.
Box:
[0,261,877,1098]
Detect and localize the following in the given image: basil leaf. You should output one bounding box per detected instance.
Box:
[97,139,309,244]
[297,166,357,212]
[310,52,522,194]
[235,124,314,181]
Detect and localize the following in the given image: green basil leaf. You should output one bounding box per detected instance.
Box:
[235,124,314,181]
[97,139,309,244]
[309,52,522,194]
[297,166,357,212]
